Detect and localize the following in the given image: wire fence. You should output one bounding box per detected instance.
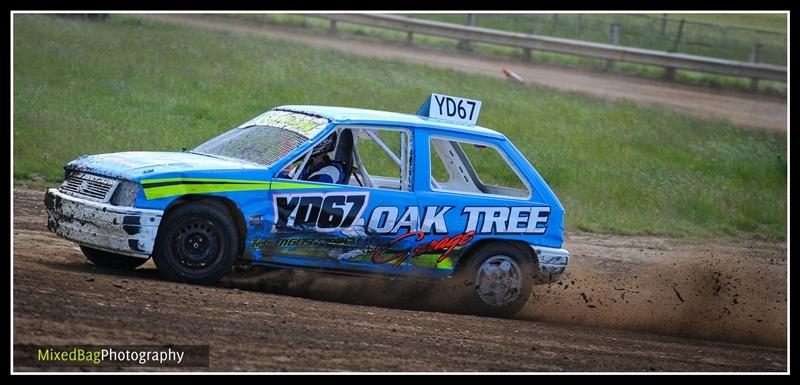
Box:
[408,14,787,66]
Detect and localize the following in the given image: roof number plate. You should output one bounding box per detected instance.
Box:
[418,93,482,126]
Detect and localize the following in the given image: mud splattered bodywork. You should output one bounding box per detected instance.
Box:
[45,188,163,258]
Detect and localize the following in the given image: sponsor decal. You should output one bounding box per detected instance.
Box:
[462,206,550,234]
[263,193,551,269]
[249,214,263,227]
[365,205,550,235]
[371,230,475,267]
[368,206,452,234]
[239,110,329,137]
[270,198,549,237]
[252,237,359,249]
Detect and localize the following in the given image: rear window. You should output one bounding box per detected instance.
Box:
[429,137,530,198]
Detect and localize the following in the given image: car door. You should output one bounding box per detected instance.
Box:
[249,124,422,276]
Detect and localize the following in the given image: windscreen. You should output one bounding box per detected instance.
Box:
[193,110,329,166]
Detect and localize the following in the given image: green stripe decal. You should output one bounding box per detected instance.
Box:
[141,178,343,200]
[141,177,269,185]
[141,178,270,200]
[270,181,343,190]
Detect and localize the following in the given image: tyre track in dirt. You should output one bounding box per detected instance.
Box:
[138,14,787,133]
[12,188,786,371]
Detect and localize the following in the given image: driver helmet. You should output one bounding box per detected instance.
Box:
[311,131,337,156]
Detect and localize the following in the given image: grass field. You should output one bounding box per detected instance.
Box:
[13,15,787,239]
[228,13,787,96]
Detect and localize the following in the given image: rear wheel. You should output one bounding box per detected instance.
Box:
[152,200,240,284]
[453,243,535,317]
[81,246,149,270]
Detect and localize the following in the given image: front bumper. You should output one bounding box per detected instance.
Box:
[531,245,570,284]
[44,189,163,258]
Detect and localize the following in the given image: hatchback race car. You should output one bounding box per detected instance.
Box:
[45,94,569,316]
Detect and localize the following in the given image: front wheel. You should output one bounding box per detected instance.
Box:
[152,200,240,284]
[453,243,535,317]
[81,246,149,270]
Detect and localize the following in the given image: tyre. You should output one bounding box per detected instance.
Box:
[453,242,536,317]
[152,200,240,284]
[81,246,149,270]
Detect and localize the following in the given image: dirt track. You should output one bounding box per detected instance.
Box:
[12,188,786,372]
[139,14,787,133]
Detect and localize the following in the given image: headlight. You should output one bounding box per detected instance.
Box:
[111,180,140,207]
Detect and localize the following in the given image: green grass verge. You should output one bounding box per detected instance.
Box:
[13,14,787,239]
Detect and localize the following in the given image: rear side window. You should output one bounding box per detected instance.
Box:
[429,137,530,198]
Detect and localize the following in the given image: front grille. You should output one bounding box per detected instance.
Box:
[60,172,119,202]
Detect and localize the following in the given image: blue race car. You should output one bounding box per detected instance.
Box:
[45,94,569,316]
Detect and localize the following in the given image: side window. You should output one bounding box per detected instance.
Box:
[352,127,412,191]
[276,130,339,181]
[429,137,530,198]
[276,126,412,192]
